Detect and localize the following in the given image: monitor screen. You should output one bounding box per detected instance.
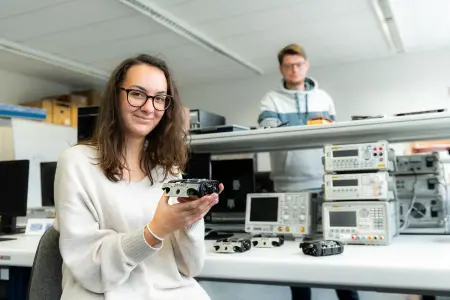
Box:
[210,158,255,215]
[0,160,29,216]
[249,197,279,222]
[329,211,357,227]
[183,153,211,180]
[41,162,57,207]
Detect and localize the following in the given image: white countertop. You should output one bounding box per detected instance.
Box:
[201,235,450,294]
[1,234,449,294]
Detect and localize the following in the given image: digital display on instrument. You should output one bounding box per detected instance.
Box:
[329,211,357,227]
[332,149,358,157]
[249,197,278,222]
[332,179,358,187]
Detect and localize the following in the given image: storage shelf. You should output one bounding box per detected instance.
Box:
[188,112,450,154]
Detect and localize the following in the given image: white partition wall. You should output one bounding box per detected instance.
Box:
[0,117,77,208]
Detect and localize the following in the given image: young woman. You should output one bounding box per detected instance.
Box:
[53,54,223,299]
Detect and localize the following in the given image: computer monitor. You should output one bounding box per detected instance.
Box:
[183,153,211,180]
[40,162,57,207]
[206,158,255,224]
[0,159,29,234]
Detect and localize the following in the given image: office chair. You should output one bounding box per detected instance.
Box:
[28,226,62,300]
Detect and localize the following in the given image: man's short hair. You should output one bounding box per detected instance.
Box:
[277,44,307,65]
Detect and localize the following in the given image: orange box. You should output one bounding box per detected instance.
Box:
[22,98,76,127]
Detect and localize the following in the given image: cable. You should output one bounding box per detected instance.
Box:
[399,171,417,232]
[438,161,449,232]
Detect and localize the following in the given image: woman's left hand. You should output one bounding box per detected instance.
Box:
[177,183,224,204]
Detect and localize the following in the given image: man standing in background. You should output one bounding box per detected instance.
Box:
[258,44,359,300]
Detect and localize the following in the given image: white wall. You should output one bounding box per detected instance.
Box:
[0,68,71,105]
[179,49,450,125]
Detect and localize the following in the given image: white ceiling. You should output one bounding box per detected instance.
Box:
[0,0,448,89]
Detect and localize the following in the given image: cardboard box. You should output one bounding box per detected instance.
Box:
[73,90,103,106]
[55,94,88,107]
[22,98,76,127]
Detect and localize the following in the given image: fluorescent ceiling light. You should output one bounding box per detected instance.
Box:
[117,0,264,75]
[371,0,404,53]
[0,38,109,80]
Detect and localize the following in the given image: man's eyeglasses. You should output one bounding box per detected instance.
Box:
[120,87,172,111]
[281,61,307,70]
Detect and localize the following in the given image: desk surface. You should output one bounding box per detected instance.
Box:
[1,234,449,294]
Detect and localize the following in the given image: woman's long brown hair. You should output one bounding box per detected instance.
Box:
[83,54,189,184]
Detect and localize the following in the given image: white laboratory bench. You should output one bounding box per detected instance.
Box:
[0,234,449,296]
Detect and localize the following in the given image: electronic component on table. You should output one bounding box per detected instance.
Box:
[322,201,397,246]
[395,153,440,175]
[161,179,220,198]
[189,109,225,129]
[395,174,445,197]
[245,192,314,235]
[213,237,252,253]
[324,172,394,201]
[399,197,447,230]
[306,114,334,125]
[299,240,344,257]
[323,141,395,173]
[251,234,284,248]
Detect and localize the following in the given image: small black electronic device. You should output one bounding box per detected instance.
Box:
[251,234,284,248]
[189,109,225,129]
[161,179,220,198]
[189,125,249,134]
[213,237,252,253]
[299,240,344,257]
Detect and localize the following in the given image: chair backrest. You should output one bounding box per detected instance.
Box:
[28,226,63,300]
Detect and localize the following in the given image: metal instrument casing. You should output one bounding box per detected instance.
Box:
[322,201,397,245]
[324,141,393,172]
[324,172,394,201]
[245,192,315,235]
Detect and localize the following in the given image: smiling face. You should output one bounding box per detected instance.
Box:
[119,64,168,140]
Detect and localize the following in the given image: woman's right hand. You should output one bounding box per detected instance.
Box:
[148,192,219,239]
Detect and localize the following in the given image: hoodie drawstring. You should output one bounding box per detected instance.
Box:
[295,93,309,125]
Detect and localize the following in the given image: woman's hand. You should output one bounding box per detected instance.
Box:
[148,183,224,239]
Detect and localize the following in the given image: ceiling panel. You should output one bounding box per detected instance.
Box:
[23,15,166,54]
[149,0,193,8]
[91,43,219,72]
[3,0,444,90]
[0,0,71,20]
[194,0,372,39]
[0,0,134,41]
[155,0,298,25]
[390,0,450,52]
[60,30,189,64]
[0,50,105,89]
